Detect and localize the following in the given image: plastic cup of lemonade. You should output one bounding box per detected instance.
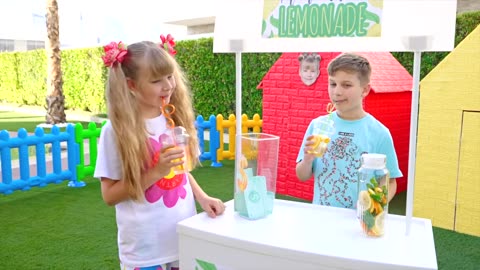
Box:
[160,127,190,175]
[307,118,335,157]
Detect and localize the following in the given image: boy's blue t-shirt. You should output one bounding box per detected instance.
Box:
[296,112,403,209]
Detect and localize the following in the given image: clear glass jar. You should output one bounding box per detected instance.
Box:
[357,153,389,237]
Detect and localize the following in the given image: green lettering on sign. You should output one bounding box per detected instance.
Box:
[263,0,383,38]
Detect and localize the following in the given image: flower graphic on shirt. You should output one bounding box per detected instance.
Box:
[145,134,187,208]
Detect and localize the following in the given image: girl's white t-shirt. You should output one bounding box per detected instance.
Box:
[94,115,196,268]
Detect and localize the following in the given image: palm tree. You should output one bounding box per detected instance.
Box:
[45,0,66,124]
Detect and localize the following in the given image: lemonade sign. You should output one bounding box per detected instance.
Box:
[262,0,384,38]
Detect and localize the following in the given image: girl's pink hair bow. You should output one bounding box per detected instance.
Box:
[102,41,127,67]
[160,34,177,56]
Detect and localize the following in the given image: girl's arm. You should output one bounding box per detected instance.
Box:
[100,178,129,206]
[188,173,225,218]
[100,167,166,206]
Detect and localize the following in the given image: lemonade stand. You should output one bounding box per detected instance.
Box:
[177,0,458,269]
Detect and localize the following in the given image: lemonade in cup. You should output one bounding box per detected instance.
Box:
[160,127,190,175]
[307,118,335,157]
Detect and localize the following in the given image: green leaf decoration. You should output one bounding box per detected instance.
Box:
[370,177,378,187]
[370,193,383,203]
[364,10,380,24]
[262,20,267,36]
[195,259,218,270]
[270,16,279,29]
[362,210,375,229]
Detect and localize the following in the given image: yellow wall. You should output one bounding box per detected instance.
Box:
[414,25,480,236]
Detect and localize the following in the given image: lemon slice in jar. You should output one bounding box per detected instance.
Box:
[371,211,385,236]
[358,190,372,210]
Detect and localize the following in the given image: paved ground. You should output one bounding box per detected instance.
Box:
[457,0,480,14]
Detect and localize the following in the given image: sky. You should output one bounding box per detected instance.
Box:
[0,0,217,48]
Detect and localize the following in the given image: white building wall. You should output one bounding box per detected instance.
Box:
[0,0,217,51]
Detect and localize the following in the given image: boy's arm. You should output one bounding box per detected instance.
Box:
[376,128,402,202]
[388,178,397,202]
[296,156,315,181]
[296,131,317,181]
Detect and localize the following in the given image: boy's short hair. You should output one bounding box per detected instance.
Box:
[327,53,371,85]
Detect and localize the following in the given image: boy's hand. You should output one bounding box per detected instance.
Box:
[303,135,317,161]
[197,195,226,218]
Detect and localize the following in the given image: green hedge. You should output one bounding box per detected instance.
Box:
[16,50,46,105]
[0,47,106,112]
[61,47,106,112]
[0,52,19,103]
[0,11,478,116]
[175,38,280,117]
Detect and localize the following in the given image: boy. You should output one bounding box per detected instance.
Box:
[296,53,402,208]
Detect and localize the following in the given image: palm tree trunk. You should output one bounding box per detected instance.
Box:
[45,0,66,124]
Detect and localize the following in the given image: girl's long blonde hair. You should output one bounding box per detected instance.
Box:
[106,41,199,201]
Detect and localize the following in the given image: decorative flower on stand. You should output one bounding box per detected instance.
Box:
[101,41,127,67]
[160,34,177,56]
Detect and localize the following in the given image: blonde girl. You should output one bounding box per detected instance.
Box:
[94,38,225,270]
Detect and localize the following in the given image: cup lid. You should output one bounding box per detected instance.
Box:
[313,118,335,135]
[361,153,386,169]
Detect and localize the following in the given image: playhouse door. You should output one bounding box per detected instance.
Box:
[455,111,480,237]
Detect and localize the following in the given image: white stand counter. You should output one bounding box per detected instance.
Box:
[177,199,437,270]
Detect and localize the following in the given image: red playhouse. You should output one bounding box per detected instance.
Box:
[257,52,412,201]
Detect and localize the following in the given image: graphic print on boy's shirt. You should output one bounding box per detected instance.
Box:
[144,134,187,208]
[316,134,362,208]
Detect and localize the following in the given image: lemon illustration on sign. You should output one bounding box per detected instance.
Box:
[367,24,382,37]
[358,190,372,210]
[263,0,280,20]
[368,0,383,8]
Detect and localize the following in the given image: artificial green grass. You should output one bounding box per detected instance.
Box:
[2,162,479,269]
[1,112,479,269]
[0,111,46,132]
[0,177,118,269]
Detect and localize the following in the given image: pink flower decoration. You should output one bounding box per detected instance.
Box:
[160,34,177,56]
[101,41,128,67]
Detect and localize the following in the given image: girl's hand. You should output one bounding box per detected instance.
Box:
[197,195,226,218]
[153,144,184,178]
